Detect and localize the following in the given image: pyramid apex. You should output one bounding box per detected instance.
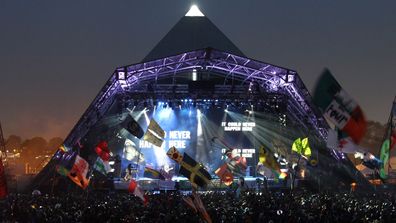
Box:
[185,5,205,17]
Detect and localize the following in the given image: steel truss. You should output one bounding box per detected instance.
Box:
[65,48,328,146]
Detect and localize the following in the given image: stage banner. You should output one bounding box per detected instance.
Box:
[313,69,366,143]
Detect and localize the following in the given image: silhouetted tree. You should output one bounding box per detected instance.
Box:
[47,137,63,155]
[5,135,22,153]
[21,137,48,167]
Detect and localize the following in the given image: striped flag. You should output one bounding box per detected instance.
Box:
[68,155,90,189]
[143,119,165,147]
[215,163,234,186]
[94,157,111,175]
[313,69,366,143]
[144,167,165,180]
[128,179,148,206]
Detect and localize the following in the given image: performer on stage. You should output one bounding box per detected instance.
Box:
[123,164,133,181]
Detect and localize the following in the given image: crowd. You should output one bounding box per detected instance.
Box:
[1,189,396,222]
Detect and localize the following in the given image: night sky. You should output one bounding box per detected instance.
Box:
[1,0,395,139]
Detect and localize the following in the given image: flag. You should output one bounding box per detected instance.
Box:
[215,163,234,186]
[94,157,111,175]
[259,146,281,172]
[0,158,7,199]
[95,141,110,161]
[313,69,366,143]
[167,147,211,187]
[166,146,183,163]
[143,119,165,147]
[144,167,165,180]
[337,137,366,154]
[128,179,148,205]
[183,193,212,223]
[192,193,212,223]
[379,139,390,179]
[55,150,77,177]
[226,155,247,176]
[182,196,197,213]
[327,129,367,154]
[123,139,145,164]
[121,115,144,138]
[59,144,71,153]
[379,98,396,179]
[67,155,90,189]
[292,137,312,158]
[326,129,339,149]
[179,153,212,188]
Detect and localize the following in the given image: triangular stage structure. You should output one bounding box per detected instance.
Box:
[32,6,370,191]
[143,5,245,62]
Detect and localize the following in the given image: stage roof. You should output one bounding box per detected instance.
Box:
[143,5,245,62]
[64,48,328,147]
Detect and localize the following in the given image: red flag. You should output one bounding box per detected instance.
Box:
[67,155,90,189]
[215,163,234,186]
[182,196,197,213]
[128,179,148,206]
[95,141,110,161]
[192,193,212,223]
[0,158,7,199]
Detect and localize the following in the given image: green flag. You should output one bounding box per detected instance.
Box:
[292,137,311,158]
